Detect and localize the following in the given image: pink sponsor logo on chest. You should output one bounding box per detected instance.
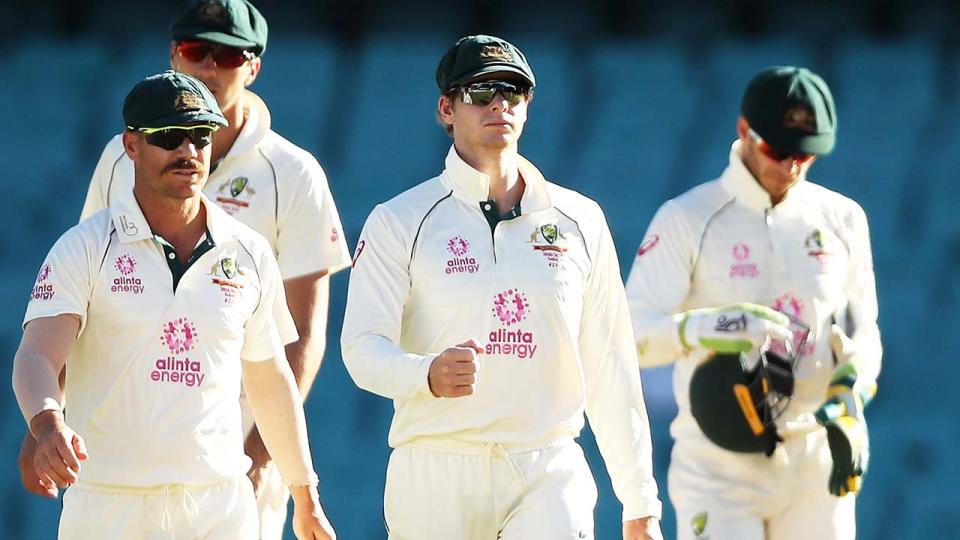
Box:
[486,288,537,359]
[152,318,205,388]
[729,242,759,278]
[112,254,144,294]
[445,235,479,274]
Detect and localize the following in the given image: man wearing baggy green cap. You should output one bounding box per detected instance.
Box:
[342,34,663,539]
[13,70,336,539]
[17,2,351,538]
[625,66,881,539]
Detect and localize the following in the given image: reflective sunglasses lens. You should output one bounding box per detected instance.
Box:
[462,83,529,106]
[211,46,249,68]
[144,128,214,150]
[145,130,184,150]
[464,88,497,106]
[761,143,813,163]
[178,41,249,68]
[501,91,524,106]
[177,41,212,63]
[189,128,214,147]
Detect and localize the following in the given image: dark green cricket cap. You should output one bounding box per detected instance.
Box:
[170,0,268,56]
[741,66,837,155]
[436,34,535,92]
[123,70,227,130]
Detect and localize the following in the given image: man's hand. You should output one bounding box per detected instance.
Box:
[427,339,483,398]
[679,302,792,354]
[814,355,877,497]
[29,409,87,491]
[244,427,272,497]
[290,484,336,540]
[18,432,58,497]
[623,516,664,540]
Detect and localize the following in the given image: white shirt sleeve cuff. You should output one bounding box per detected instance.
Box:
[622,497,663,522]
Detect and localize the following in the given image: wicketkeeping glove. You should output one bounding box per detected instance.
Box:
[814,354,878,497]
[678,302,793,356]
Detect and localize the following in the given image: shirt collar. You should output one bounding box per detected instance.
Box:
[439,145,552,214]
[220,90,271,163]
[111,192,235,244]
[720,139,810,211]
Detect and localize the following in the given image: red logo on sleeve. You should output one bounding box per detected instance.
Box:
[637,234,660,256]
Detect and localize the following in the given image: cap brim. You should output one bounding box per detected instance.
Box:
[135,110,228,129]
[175,29,260,53]
[769,130,835,156]
[449,65,535,89]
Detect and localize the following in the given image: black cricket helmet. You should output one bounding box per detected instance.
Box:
[689,345,798,456]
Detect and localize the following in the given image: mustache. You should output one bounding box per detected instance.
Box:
[163,159,204,174]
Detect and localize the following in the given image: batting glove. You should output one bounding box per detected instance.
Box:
[678,302,793,356]
[814,360,878,497]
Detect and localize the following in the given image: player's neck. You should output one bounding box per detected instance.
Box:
[210,100,247,164]
[135,190,208,258]
[455,143,524,213]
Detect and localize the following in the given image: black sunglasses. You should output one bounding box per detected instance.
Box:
[458,81,533,106]
[131,125,218,151]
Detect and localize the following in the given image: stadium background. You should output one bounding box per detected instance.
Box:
[2,1,959,538]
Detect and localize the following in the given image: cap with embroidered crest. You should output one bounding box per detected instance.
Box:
[170,0,268,56]
[123,70,227,130]
[436,35,535,92]
[741,66,837,155]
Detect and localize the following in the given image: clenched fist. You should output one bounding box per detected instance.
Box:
[428,340,483,398]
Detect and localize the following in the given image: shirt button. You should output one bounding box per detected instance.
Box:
[484,203,492,211]
[168,252,176,260]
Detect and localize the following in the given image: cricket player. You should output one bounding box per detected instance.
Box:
[625,66,881,539]
[12,70,334,539]
[17,1,351,537]
[341,35,663,540]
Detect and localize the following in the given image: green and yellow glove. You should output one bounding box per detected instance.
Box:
[678,302,793,355]
[814,346,878,497]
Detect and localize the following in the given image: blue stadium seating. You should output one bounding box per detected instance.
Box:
[1,30,957,540]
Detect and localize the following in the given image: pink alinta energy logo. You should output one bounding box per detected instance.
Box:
[115,254,137,275]
[36,264,51,282]
[154,318,205,388]
[770,293,815,357]
[31,264,55,301]
[729,242,759,278]
[161,318,198,354]
[112,254,144,294]
[492,288,528,325]
[447,236,470,256]
[488,288,536,359]
[445,235,479,275]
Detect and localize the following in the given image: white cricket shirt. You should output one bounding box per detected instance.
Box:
[342,147,661,520]
[625,141,882,439]
[24,194,296,487]
[81,91,351,279]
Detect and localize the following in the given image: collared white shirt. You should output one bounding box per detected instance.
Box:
[341,146,661,520]
[24,194,295,487]
[81,91,351,279]
[625,140,882,438]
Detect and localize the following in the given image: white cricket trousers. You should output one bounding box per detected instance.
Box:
[384,437,598,540]
[241,396,290,540]
[58,476,258,539]
[669,428,856,540]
